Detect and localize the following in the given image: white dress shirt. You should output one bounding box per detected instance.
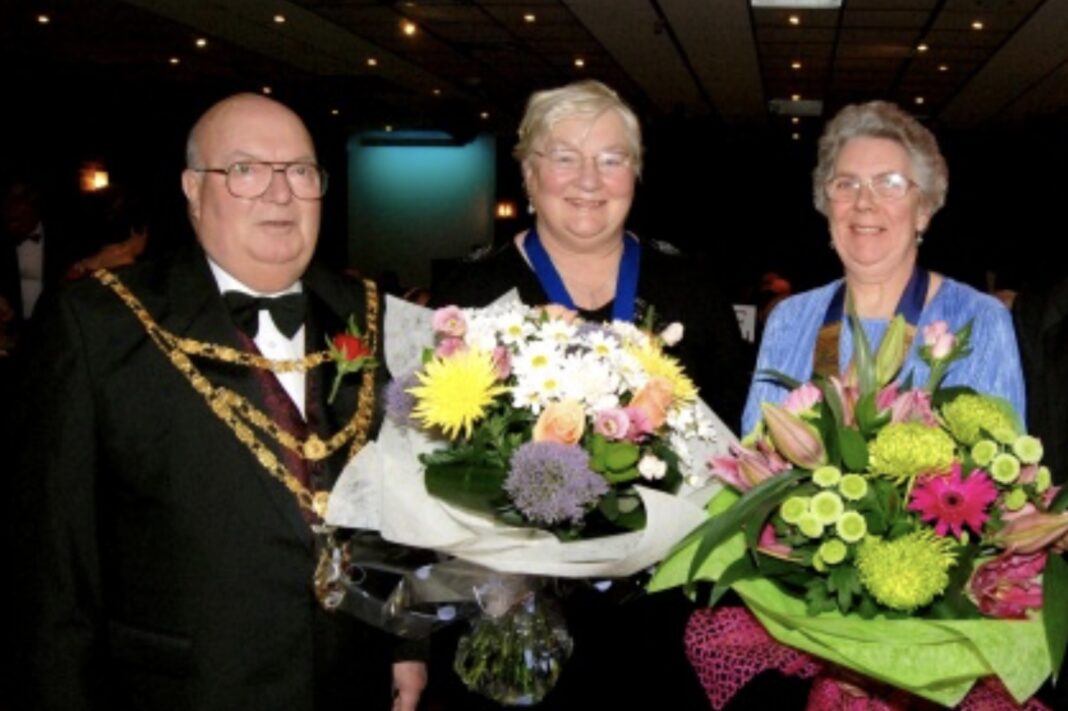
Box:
[207,258,307,418]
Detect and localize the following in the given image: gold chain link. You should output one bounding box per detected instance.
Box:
[94,269,379,519]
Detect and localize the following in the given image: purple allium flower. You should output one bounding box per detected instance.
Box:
[504,442,608,526]
[385,370,420,426]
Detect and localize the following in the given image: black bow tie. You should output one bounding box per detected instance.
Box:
[222,291,306,339]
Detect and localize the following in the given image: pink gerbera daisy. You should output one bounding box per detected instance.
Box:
[908,462,998,539]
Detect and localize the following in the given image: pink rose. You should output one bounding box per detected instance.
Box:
[490,345,512,380]
[922,320,956,359]
[432,306,467,338]
[532,400,586,445]
[629,376,674,430]
[623,406,653,442]
[593,408,631,441]
[435,336,467,359]
[888,388,936,426]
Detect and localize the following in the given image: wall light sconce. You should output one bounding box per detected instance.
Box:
[496,201,517,219]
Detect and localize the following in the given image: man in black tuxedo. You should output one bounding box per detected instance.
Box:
[9,94,425,710]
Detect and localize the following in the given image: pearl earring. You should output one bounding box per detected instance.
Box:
[916,234,924,246]
[528,201,536,215]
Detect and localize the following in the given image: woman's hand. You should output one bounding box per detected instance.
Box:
[391,660,427,711]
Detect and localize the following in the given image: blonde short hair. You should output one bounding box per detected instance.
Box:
[812,100,948,217]
[515,80,643,177]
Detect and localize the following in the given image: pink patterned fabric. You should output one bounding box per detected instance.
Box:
[685,607,1051,711]
[684,607,822,710]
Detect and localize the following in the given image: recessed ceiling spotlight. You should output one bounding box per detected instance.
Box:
[432,88,442,96]
[331,109,340,116]
[37,14,50,24]
[274,14,286,24]
[791,117,800,125]
[168,57,180,65]
[523,13,536,23]
[480,111,490,120]
[971,20,984,30]
[401,20,417,36]
[262,86,272,95]
[917,43,929,52]
[791,60,802,70]
[367,57,378,67]
[915,96,925,105]
[574,57,585,68]
[195,38,207,48]
[788,15,800,26]
[791,93,801,101]
[385,125,393,132]
[938,64,949,72]
[792,133,800,141]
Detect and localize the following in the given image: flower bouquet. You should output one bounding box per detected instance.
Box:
[651,314,1068,708]
[326,292,730,704]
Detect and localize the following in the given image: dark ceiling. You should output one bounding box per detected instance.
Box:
[6,0,1068,140]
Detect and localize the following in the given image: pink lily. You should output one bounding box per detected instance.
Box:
[991,510,1068,554]
[968,551,1046,619]
[757,524,793,559]
[761,402,827,469]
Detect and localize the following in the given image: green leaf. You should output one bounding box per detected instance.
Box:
[1044,553,1068,682]
[708,556,759,607]
[847,308,876,396]
[424,462,507,515]
[828,566,860,612]
[680,469,808,582]
[1050,486,1068,514]
[838,426,869,471]
[854,392,878,433]
[603,466,640,484]
[604,442,640,471]
[815,377,846,429]
[755,368,804,391]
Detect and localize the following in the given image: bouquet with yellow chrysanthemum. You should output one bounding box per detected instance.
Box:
[326,293,730,705]
[651,315,1068,708]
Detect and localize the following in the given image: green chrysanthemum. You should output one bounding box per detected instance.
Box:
[970,439,998,467]
[797,513,824,539]
[941,394,1018,446]
[990,453,1021,484]
[835,511,867,543]
[1036,466,1052,494]
[1012,435,1044,465]
[867,422,955,483]
[779,496,809,525]
[1004,487,1028,511]
[810,491,845,525]
[838,474,868,501]
[813,465,842,488]
[818,538,847,565]
[855,531,957,611]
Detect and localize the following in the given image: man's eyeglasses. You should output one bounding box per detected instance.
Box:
[191,161,328,200]
[825,171,918,203]
[533,148,632,178]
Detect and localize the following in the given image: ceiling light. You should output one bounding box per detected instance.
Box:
[367,57,378,67]
[938,64,948,72]
[791,60,802,70]
[401,20,417,36]
[788,15,800,26]
[262,86,272,95]
[574,58,585,68]
[791,93,801,101]
[274,14,286,24]
[915,96,925,105]
[168,57,180,65]
[432,88,442,96]
[917,43,929,52]
[792,133,800,141]
[37,14,50,24]
[480,111,490,120]
[971,20,984,30]
[195,38,207,48]
[791,117,800,124]
[385,125,393,132]
[331,109,340,116]
[752,1,841,7]
[523,14,536,23]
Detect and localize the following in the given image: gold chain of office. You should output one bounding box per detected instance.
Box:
[93,269,379,520]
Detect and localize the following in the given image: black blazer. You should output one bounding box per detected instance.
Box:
[9,245,397,710]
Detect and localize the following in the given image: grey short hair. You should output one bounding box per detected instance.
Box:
[514,80,643,177]
[812,101,948,217]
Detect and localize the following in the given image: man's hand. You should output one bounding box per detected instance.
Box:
[391,660,427,711]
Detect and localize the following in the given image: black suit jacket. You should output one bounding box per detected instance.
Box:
[9,245,397,711]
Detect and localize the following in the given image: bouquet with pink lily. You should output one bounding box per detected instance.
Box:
[651,312,1068,707]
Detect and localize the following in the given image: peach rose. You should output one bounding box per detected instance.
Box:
[629,376,674,430]
[532,400,586,445]
[540,303,579,324]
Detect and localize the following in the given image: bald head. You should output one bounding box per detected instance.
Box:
[181,93,322,292]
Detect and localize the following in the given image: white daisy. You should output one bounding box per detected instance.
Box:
[539,318,577,346]
[512,339,562,377]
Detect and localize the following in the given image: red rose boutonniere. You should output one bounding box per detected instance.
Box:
[327,315,377,404]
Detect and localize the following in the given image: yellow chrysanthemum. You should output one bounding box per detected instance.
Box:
[855,530,957,611]
[628,343,698,403]
[409,350,508,440]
